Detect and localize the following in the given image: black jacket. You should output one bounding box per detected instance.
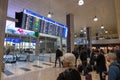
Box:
[80,50,87,61]
[95,53,107,72]
[56,49,63,58]
[57,68,81,80]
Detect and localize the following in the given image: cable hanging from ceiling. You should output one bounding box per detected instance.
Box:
[93,7,98,22]
[100,8,105,30]
[47,0,53,18]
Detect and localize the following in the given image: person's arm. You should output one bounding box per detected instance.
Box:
[102,71,108,79]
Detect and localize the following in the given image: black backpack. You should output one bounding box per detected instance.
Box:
[59,50,63,57]
[57,68,81,80]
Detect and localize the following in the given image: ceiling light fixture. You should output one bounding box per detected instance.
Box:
[83,27,86,30]
[80,30,83,32]
[84,31,86,34]
[105,31,108,33]
[101,25,104,29]
[93,16,98,22]
[47,0,53,18]
[74,34,77,37]
[47,11,52,18]
[78,0,84,6]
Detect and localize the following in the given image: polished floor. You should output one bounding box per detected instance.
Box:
[1,60,106,80]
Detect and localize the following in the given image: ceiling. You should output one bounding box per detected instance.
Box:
[7,0,117,37]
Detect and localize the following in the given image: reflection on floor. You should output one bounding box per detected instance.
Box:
[3,70,14,76]
[20,67,31,72]
[1,60,102,80]
[42,62,52,66]
[32,65,43,68]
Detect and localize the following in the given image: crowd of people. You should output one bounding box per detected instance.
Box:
[54,45,120,80]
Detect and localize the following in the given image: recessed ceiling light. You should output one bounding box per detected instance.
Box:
[105,31,108,33]
[78,0,84,6]
[84,32,86,34]
[83,27,86,30]
[101,25,104,29]
[74,35,77,37]
[80,30,83,32]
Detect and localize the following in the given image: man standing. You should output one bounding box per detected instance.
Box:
[54,48,63,67]
[94,49,107,80]
[80,47,88,75]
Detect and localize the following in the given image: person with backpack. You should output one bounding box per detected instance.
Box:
[103,53,120,80]
[57,53,81,80]
[54,48,63,67]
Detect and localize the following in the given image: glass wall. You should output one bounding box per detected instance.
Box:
[4,34,67,54]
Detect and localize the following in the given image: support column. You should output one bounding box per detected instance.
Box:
[66,13,74,53]
[29,36,32,49]
[45,37,47,53]
[96,33,99,40]
[86,27,92,49]
[35,37,40,55]
[0,0,8,78]
[114,0,120,39]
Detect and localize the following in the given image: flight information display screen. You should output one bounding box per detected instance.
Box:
[21,9,68,38]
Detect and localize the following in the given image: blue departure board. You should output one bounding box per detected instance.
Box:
[21,9,68,38]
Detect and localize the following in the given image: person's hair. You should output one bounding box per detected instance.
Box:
[62,53,75,67]
[108,53,117,61]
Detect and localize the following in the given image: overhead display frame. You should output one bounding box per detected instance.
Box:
[22,9,68,38]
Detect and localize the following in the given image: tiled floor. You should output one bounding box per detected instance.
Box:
[1,60,102,80]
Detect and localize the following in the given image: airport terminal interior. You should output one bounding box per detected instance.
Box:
[0,0,120,80]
